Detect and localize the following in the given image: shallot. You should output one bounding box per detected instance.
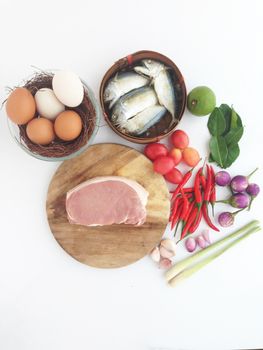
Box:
[185,237,197,252]
[196,235,206,249]
[202,229,211,244]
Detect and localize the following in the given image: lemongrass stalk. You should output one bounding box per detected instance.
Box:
[169,225,261,287]
[165,220,260,281]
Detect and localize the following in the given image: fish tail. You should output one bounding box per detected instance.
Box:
[109,98,118,109]
[168,112,178,128]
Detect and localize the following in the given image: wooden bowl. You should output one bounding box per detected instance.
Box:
[100,50,187,144]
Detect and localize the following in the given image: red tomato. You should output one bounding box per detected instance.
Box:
[153,156,175,175]
[164,168,183,184]
[144,143,168,161]
[171,130,189,149]
[169,148,182,165]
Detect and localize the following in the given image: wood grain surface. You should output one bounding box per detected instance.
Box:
[46,143,170,268]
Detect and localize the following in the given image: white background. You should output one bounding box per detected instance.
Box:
[0,1,263,349]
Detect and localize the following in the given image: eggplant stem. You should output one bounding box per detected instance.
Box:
[215,200,228,204]
[248,167,259,179]
[232,208,245,216]
[248,197,255,211]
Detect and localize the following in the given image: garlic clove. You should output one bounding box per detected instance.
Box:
[159,258,172,269]
[159,246,174,259]
[150,246,160,263]
[160,239,176,255]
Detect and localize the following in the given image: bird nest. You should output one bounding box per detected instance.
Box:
[17,72,97,158]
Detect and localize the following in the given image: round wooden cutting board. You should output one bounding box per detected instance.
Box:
[46,143,170,268]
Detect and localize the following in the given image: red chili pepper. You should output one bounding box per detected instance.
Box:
[189,208,202,233]
[180,200,195,236]
[175,201,194,239]
[174,199,192,237]
[185,192,194,200]
[172,165,197,200]
[170,187,194,194]
[202,203,219,231]
[200,176,206,189]
[194,169,202,210]
[180,189,189,219]
[169,196,181,222]
[175,191,193,198]
[171,203,183,230]
[209,166,216,216]
[182,199,194,222]
[182,187,195,193]
[203,164,212,203]
[199,164,206,189]
[181,206,198,239]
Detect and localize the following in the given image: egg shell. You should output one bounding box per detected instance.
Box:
[6,87,36,125]
[35,88,65,120]
[54,110,82,141]
[52,71,84,107]
[26,117,55,145]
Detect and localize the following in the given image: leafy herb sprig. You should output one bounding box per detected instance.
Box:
[208,104,244,168]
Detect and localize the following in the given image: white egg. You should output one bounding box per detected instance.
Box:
[35,88,65,120]
[52,71,84,107]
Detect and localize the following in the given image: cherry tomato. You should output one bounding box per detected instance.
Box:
[144,143,168,161]
[153,156,175,175]
[169,148,182,165]
[165,168,183,184]
[171,130,189,149]
[182,147,200,167]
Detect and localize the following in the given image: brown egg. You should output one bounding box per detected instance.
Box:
[54,110,82,141]
[26,117,55,145]
[6,87,36,125]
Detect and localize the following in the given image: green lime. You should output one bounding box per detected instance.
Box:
[187,86,216,116]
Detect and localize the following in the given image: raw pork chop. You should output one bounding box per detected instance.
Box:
[66,176,148,226]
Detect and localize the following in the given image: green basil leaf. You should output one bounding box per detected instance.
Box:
[230,107,243,129]
[207,108,226,136]
[209,153,214,163]
[219,104,232,135]
[224,143,240,168]
[209,136,228,168]
[225,126,244,145]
